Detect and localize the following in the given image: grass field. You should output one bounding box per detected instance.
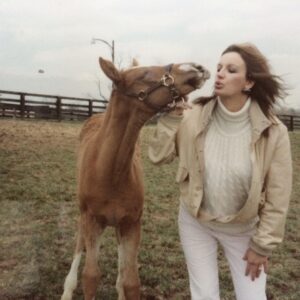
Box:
[0,119,299,300]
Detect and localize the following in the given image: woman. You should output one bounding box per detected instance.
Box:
[148,43,292,300]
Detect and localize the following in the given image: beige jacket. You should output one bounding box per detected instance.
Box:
[148,99,292,256]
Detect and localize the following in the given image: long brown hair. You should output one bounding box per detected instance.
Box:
[194,43,287,120]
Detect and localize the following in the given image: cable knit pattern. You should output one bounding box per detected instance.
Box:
[202,98,252,219]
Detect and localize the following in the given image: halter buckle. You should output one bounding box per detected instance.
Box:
[161,73,175,87]
[138,91,147,101]
[170,87,181,100]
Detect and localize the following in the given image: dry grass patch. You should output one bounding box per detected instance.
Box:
[0,119,299,299]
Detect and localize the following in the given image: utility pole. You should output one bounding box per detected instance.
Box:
[91,38,115,64]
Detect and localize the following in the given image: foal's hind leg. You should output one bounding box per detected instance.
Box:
[81,213,104,300]
[116,220,141,300]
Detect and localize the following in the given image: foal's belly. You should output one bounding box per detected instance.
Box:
[82,196,143,227]
[96,205,142,227]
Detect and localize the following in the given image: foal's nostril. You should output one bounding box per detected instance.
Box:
[195,65,210,80]
[195,65,204,72]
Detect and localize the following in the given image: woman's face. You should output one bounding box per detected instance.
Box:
[214,52,252,99]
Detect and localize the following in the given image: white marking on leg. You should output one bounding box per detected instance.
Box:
[61,253,82,300]
[116,242,126,299]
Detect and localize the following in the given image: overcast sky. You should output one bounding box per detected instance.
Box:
[0,0,299,107]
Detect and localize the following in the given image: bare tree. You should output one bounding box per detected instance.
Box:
[96,76,110,101]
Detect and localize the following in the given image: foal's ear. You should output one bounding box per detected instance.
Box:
[99,57,121,84]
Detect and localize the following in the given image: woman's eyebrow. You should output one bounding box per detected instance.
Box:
[218,63,238,67]
[227,64,239,68]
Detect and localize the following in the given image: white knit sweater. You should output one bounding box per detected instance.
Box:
[201,98,258,232]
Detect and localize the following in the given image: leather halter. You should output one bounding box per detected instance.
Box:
[120,64,183,112]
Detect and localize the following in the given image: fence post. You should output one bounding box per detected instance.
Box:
[88,100,93,116]
[20,93,25,119]
[56,97,62,121]
[290,116,294,132]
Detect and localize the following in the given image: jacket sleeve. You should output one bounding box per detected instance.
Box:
[250,125,293,256]
[148,113,183,165]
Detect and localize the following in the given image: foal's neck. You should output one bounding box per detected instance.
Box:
[97,93,152,182]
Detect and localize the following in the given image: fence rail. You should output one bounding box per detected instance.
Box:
[0,89,108,121]
[278,115,300,131]
[1,90,299,129]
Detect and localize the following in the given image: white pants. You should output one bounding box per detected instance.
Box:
[178,205,267,300]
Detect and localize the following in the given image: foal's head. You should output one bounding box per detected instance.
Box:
[99,57,210,113]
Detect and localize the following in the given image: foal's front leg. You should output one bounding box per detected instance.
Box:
[116,220,141,300]
[82,213,104,300]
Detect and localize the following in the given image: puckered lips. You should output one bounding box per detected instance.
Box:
[215,81,224,89]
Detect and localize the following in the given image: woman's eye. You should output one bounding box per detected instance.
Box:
[228,69,237,73]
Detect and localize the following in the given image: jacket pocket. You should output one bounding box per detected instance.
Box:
[175,166,189,183]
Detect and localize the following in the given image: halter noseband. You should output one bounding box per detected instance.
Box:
[120,64,183,112]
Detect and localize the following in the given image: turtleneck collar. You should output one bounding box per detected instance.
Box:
[216,97,251,123]
[193,97,274,138]
[213,97,251,136]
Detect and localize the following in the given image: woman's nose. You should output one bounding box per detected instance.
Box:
[217,70,224,78]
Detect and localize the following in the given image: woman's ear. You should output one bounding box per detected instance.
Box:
[99,57,121,84]
[245,79,255,91]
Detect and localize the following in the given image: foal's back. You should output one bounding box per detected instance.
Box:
[79,113,105,142]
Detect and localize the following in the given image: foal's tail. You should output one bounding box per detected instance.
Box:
[61,219,84,300]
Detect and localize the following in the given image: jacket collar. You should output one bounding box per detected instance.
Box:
[249,100,273,143]
[194,98,217,136]
[194,98,275,140]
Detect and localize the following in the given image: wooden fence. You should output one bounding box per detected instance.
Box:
[0,89,108,121]
[0,89,299,130]
[278,115,300,131]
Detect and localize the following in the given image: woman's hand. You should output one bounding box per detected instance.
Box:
[168,99,192,116]
[243,248,268,281]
